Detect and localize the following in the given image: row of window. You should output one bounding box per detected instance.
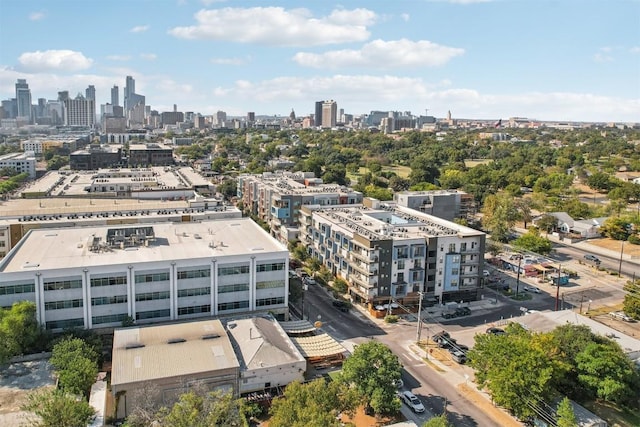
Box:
[136,309,170,320]
[177,269,211,280]
[256,280,285,290]
[256,297,285,307]
[46,318,84,330]
[136,291,170,302]
[92,295,127,306]
[178,305,211,316]
[218,300,249,311]
[135,272,170,284]
[219,265,250,276]
[178,287,211,297]
[44,279,82,291]
[256,262,285,272]
[91,276,127,287]
[0,282,35,295]
[218,283,249,293]
[44,299,83,311]
[93,313,128,325]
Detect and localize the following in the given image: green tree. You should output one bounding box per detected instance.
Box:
[339,341,402,415]
[269,379,357,427]
[575,342,640,404]
[47,155,69,171]
[160,390,248,427]
[536,214,558,234]
[0,301,47,364]
[422,414,453,427]
[21,389,95,427]
[623,278,640,319]
[599,217,631,240]
[50,337,99,396]
[586,172,614,192]
[481,193,520,242]
[512,228,552,255]
[556,397,578,427]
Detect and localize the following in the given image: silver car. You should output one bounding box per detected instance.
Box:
[401,391,425,413]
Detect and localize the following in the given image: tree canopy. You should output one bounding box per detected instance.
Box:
[0,301,48,364]
[21,389,95,427]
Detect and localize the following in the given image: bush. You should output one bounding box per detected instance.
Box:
[384,315,399,323]
[628,234,640,245]
[333,278,348,294]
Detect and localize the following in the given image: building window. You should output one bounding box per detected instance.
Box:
[218,300,249,311]
[256,280,285,289]
[460,242,467,252]
[92,313,127,325]
[46,318,84,330]
[136,309,170,320]
[256,297,285,307]
[178,287,211,297]
[91,276,127,287]
[135,291,170,301]
[0,281,35,295]
[218,265,250,276]
[91,295,127,306]
[397,260,405,270]
[135,272,170,283]
[178,305,211,316]
[218,283,250,293]
[43,279,82,291]
[177,269,211,280]
[44,299,83,310]
[448,243,456,253]
[256,262,285,272]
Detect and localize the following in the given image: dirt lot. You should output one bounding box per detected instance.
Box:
[588,237,640,258]
[0,359,55,427]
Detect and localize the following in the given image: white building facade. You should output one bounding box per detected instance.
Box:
[0,219,289,330]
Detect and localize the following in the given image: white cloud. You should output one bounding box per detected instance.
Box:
[140,53,157,61]
[210,56,250,65]
[293,39,464,69]
[29,11,45,21]
[130,25,150,33]
[18,50,93,72]
[630,47,640,54]
[593,47,613,62]
[400,13,410,22]
[201,0,227,5]
[106,55,132,61]
[169,7,375,46]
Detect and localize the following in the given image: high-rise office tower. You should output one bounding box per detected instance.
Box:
[111,85,119,107]
[314,101,323,127]
[57,91,69,102]
[124,76,135,110]
[85,85,96,102]
[15,79,32,122]
[63,95,95,127]
[321,100,337,128]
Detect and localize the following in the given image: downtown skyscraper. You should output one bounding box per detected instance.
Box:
[15,79,32,122]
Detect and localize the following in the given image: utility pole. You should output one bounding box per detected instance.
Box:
[618,241,625,277]
[555,264,561,311]
[416,292,423,344]
[515,256,522,297]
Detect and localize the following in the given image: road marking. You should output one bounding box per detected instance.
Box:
[327,324,337,332]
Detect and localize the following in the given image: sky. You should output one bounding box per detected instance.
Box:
[0,0,639,123]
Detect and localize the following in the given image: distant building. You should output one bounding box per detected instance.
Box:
[314,101,323,127]
[321,100,337,128]
[64,95,95,127]
[394,190,475,222]
[15,79,32,123]
[129,143,173,166]
[0,152,37,178]
[70,145,123,170]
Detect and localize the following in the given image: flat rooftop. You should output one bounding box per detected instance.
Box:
[0,218,287,273]
[111,319,239,387]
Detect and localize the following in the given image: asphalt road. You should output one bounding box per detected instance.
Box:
[301,284,507,427]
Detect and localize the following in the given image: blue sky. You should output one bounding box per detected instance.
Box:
[1,0,639,122]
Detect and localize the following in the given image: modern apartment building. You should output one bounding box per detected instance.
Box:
[238,171,363,243]
[63,95,95,127]
[394,190,476,222]
[129,143,173,166]
[0,218,289,331]
[299,202,485,306]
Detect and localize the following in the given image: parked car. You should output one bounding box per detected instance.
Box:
[483,270,490,277]
[332,300,350,312]
[450,350,467,364]
[448,344,469,353]
[401,391,425,413]
[523,286,541,294]
[609,311,633,322]
[455,307,472,316]
[486,327,506,335]
[584,254,600,263]
[442,310,458,319]
[303,277,316,286]
[438,337,458,349]
[392,378,404,389]
[432,331,450,342]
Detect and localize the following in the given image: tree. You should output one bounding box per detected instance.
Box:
[269,379,357,427]
[50,337,99,396]
[339,341,402,414]
[536,214,558,234]
[556,397,578,427]
[160,390,249,427]
[422,414,453,427]
[0,301,47,364]
[481,193,520,242]
[512,228,552,255]
[21,389,95,427]
[599,217,631,240]
[623,278,640,319]
[46,155,69,171]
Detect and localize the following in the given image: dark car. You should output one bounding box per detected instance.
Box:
[332,300,350,312]
[432,331,450,342]
[448,344,469,353]
[442,310,458,319]
[438,337,458,349]
[486,327,506,335]
[455,307,471,316]
[584,254,601,264]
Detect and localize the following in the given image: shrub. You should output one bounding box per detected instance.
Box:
[384,315,399,323]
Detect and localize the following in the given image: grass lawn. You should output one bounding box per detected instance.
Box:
[583,400,640,427]
[465,159,492,167]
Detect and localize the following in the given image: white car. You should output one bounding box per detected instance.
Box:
[401,391,425,413]
[483,270,490,277]
[303,277,316,285]
[523,286,541,293]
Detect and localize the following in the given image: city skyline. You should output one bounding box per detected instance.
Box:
[0,0,639,122]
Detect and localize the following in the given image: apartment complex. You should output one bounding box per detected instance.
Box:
[129,143,173,166]
[0,218,289,330]
[299,201,485,306]
[0,151,37,178]
[238,171,363,243]
[394,190,476,222]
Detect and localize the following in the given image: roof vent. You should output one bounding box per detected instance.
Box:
[167,338,186,344]
[201,334,220,340]
[125,343,145,350]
